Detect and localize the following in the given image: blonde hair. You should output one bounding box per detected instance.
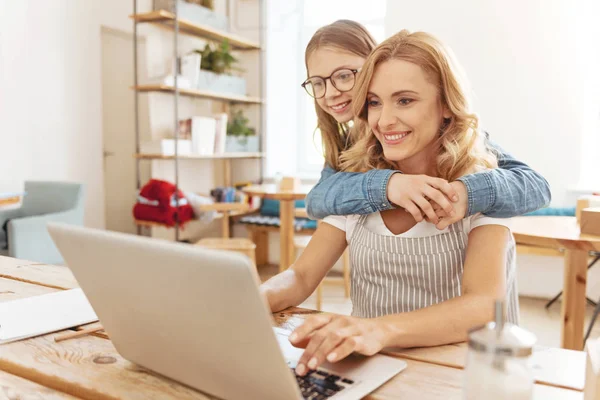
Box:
[340,30,497,180]
[305,20,377,170]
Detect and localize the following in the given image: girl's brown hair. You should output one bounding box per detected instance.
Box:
[305,20,377,170]
[341,30,497,180]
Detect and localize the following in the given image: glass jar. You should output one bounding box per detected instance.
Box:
[463,301,537,400]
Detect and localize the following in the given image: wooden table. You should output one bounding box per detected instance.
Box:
[511,216,600,350]
[0,255,587,399]
[242,184,312,272]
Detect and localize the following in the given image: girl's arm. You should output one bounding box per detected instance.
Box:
[260,223,347,312]
[290,223,512,375]
[306,164,459,224]
[457,139,551,218]
[306,139,550,223]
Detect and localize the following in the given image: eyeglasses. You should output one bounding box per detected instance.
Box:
[301,68,359,99]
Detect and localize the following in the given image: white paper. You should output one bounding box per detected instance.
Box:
[0,288,98,345]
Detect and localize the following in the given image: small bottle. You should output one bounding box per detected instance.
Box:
[463,301,537,400]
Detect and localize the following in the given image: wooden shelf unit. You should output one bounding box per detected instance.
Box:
[131,2,265,240]
[133,84,263,104]
[130,10,260,50]
[135,152,264,160]
[135,202,258,237]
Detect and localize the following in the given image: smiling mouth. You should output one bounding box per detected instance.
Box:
[329,101,351,112]
[382,131,411,144]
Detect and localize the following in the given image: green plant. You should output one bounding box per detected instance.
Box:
[195,40,241,75]
[227,110,256,138]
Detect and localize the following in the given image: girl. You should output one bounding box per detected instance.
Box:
[262,29,517,376]
[302,20,550,227]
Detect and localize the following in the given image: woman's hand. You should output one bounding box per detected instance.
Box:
[386,173,458,224]
[289,314,388,376]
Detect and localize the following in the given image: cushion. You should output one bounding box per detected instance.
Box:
[524,207,576,217]
[259,199,306,217]
[239,215,317,231]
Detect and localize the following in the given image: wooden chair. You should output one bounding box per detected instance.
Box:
[293,209,351,311]
[195,237,257,268]
[235,200,317,267]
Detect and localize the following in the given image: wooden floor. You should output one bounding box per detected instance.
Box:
[258,264,600,348]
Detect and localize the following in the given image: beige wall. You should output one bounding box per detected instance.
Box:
[0,0,152,228]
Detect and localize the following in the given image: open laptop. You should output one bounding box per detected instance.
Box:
[48,223,406,400]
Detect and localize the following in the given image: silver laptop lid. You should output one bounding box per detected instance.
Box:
[48,223,302,400]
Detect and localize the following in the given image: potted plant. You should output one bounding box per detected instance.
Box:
[153,0,227,31]
[193,40,247,95]
[225,110,259,153]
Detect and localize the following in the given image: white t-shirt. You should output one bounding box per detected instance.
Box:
[323,212,512,242]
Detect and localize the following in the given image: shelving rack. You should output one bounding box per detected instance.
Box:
[131,1,265,240]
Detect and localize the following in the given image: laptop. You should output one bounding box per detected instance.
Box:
[48,223,406,400]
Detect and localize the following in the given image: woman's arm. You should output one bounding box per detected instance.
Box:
[306,165,458,224]
[260,223,347,312]
[290,223,512,375]
[457,139,551,218]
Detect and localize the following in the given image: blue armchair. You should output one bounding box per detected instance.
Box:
[0,181,85,264]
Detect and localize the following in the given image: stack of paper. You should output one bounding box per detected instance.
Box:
[0,289,98,345]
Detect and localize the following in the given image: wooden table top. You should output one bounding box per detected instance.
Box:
[242,184,312,201]
[511,216,600,252]
[0,255,586,399]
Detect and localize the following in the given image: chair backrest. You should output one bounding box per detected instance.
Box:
[21,181,85,217]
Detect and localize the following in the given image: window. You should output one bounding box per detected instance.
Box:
[264,0,385,179]
[296,0,387,177]
[577,1,600,191]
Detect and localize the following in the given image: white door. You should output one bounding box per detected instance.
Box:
[101,27,148,233]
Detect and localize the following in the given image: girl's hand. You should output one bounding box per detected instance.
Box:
[289,314,388,376]
[387,173,458,224]
[426,181,468,230]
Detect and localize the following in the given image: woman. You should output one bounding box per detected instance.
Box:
[302,20,550,226]
[262,29,517,376]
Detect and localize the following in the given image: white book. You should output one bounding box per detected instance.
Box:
[0,289,98,345]
[180,53,201,87]
[191,116,217,155]
[214,113,228,154]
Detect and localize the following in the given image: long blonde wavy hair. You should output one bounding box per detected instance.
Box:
[305,20,377,170]
[340,30,497,180]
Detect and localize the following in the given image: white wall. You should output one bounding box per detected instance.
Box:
[0,0,151,228]
[385,0,600,206]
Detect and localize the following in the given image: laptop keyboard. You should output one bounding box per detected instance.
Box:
[291,367,355,399]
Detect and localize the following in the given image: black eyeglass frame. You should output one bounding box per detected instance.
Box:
[301,68,360,99]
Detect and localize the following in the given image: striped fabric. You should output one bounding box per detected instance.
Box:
[348,215,519,324]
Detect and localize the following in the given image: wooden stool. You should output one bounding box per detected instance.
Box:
[195,238,257,267]
[293,235,350,311]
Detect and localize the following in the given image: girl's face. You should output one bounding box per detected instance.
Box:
[366,59,451,172]
[306,47,366,123]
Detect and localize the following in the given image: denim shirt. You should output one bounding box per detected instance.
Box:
[306,140,551,220]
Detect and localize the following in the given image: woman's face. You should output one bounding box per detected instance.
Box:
[306,47,366,123]
[366,59,451,170]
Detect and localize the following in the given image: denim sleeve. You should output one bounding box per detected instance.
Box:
[457,138,551,218]
[306,165,397,220]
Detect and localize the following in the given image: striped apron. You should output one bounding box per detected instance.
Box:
[349,215,519,324]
